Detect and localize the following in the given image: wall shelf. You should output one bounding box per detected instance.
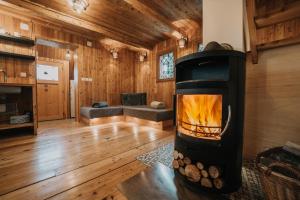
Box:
[0,51,35,61]
[0,122,34,131]
[0,33,35,46]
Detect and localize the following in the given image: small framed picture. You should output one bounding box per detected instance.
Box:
[157,49,176,82]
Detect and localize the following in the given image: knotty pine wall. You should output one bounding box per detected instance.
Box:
[0,10,136,107]
[0,12,35,85]
[134,29,202,107]
[34,23,137,107]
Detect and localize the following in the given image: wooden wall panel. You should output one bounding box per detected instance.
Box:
[0,12,35,85]
[244,44,300,158]
[135,29,202,107]
[0,10,138,108]
[256,18,300,45]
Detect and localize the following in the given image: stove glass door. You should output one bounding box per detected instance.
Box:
[176,94,222,140]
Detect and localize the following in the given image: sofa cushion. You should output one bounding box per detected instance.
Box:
[80,106,123,119]
[121,93,147,106]
[123,106,173,122]
[92,101,109,108]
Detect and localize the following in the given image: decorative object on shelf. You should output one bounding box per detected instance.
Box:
[111,49,118,59]
[10,113,31,124]
[139,52,147,62]
[68,0,89,14]
[178,36,188,48]
[157,50,175,81]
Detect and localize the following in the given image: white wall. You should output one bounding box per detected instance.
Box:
[203,0,245,51]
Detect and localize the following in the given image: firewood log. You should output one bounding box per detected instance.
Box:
[178,152,184,159]
[179,167,186,176]
[201,177,213,188]
[173,150,179,159]
[201,169,209,178]
[178,159,185,167]
[208,166,222,179]
[184,164,201,182]
[172,160,179,169]
[196,162,204,170]
[183,157,191,165]
[213,178,224,189]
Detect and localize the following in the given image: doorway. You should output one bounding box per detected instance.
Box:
[36,58,69,121]
[35,38,79,124]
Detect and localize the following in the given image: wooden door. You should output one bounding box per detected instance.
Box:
[37,59,68,121]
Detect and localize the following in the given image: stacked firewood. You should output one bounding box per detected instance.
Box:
[173,150,224,190]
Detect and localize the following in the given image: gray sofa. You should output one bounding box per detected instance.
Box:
[80,93,174,128]
[122,106,173,122]
[80,105,173,122]
[80,106,123,119]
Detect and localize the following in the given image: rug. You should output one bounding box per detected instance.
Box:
[137,143,265,200]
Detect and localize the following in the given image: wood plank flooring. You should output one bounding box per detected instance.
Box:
[0,120,174,200]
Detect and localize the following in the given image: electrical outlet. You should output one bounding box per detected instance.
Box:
[20,72,27,78]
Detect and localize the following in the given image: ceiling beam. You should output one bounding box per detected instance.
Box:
[2,0,154,49]
[246,0,258,64]
[122,0,185,39]
[255,1,300,28]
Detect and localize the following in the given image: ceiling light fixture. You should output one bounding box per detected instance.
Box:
[111,49,118,59]
[68,0,89,14]
[139,52,147,62]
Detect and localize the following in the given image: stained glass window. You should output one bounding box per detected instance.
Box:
[158,51,174,80]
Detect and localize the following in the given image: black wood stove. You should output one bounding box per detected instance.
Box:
[173,50,246,193]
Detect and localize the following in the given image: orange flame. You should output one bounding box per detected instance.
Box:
[177,95,222,140]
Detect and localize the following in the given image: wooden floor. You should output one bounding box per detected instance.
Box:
[0,119,174,200]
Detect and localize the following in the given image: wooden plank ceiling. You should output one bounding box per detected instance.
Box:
[3,0,202,49]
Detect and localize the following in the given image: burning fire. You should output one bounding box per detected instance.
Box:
[177,95,222,140]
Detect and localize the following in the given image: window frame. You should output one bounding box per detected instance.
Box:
[156,49,176,82]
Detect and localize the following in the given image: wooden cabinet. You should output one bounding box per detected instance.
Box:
[0,31,37,134]
[0,83,37,134]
